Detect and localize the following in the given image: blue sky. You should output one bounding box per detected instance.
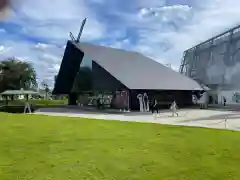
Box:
[0,0,240,87]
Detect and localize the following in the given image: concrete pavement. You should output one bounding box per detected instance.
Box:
[34,107,240,131]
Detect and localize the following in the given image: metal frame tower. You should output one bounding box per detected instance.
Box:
[179,24,240,89]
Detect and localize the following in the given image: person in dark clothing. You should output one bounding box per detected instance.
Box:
[151,98,159,114]
[209,96,213,104]
[223,96,226,106]
[96,97,103,109]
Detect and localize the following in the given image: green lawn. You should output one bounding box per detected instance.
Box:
[0,113,240,180]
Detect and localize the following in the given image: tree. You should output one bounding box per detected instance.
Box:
[0,58,37,93]
[41,80,50,100]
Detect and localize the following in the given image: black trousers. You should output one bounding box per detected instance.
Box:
[152,106,159,114]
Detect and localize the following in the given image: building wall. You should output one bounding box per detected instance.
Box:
[218,90,240,105]
[130,90,193,110]
[70,55,126,93]
[180,25,240,90]
[54,41,128,105]
[53,41,84,94]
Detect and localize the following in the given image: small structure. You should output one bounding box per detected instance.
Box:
[0,89,39,113]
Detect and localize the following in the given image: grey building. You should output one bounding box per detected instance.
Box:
[53,40,202,110]
[180,24,240,105]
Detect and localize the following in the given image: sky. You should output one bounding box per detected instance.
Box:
[0,0,240,87]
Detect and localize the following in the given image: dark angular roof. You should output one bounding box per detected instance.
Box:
[73,42,202,91]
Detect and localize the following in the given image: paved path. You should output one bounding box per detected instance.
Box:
[34,107,240,131]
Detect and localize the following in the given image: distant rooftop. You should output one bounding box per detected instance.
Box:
[1,90,39,95]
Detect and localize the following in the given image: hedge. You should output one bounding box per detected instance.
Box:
[0,100,68,113]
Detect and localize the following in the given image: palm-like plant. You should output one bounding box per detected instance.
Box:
[0,58,37,92]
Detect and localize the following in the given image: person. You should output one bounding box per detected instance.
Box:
[120,91,129,112]
[151,98,159,115]
[170,100,179,117]
[223,96,226,106]
[96,97,102,109]
[198,91,208,109]
[137,93,144,112]
[24,94,32,113]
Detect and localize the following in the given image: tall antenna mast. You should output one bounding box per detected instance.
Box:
[69,18,87,43]
[76,18,87,43]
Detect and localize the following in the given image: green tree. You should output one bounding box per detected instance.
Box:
[0,58,37,93]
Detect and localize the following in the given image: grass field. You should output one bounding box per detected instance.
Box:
[0,113,240,180]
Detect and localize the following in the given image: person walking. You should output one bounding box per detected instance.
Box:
[170,100,179,117]
[223,96,226,106]
[151,98,159,116]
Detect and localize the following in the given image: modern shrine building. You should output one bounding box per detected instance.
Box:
[53,40,202,110]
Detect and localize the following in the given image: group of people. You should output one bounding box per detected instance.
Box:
[137,93,179,117]
[151,99,179,117]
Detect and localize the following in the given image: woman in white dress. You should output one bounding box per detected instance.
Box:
[170,100,179,117]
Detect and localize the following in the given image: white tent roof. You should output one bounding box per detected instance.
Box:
[1,90,39,95]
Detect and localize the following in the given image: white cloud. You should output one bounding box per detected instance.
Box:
[105,39,132,49]
[0,0,108,87]
[117,0,240,70]
[2,0,240,87]
[136,0,165,8]
[11,0,106,42]
[0,39,63,87]
[138,4,192,20]
[0,45,11,54]
[34,43,49,50]
[0,28,6,33]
